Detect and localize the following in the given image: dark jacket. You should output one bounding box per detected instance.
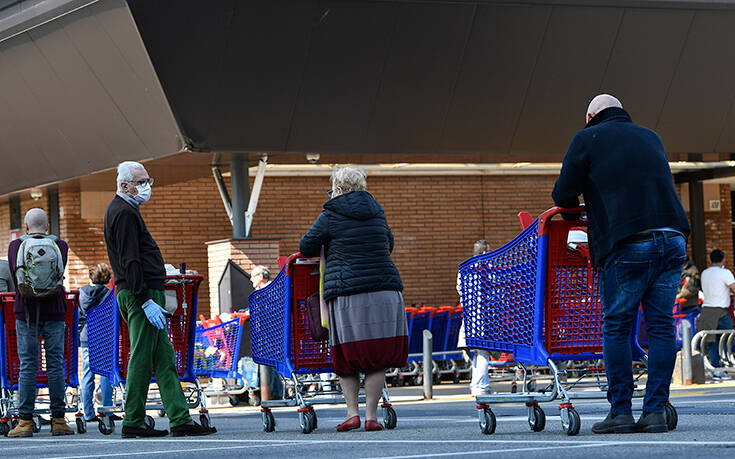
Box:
[104,195,166,306]
[8,236,69,322]
[78,283,110,347]
[299,190,403,302]
[677,258,701,311]
[552,107,690,265]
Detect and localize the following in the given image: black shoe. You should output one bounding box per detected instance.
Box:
[635,411,668,433]
[592,412,636,434]
[170,421,217,437]
[121,423,169,438]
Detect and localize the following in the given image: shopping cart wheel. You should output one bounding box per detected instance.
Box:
[432,374,442,385]
[528,405,546,432]
[249,393,261,407]
[452,373,461,384]
[479,408,496,435]
[229,395,240,407]
[145,415,155,429]
[383,406,397,430]
[664,402,678,431]
[299,411,314,434]
[31,415,41,433]
[305,409,317,430]
[560,407,580,436]
[76,417,87,434]
[199,413,211,428]
[511,383,518,393]
[1,421,9,437]
[98,417,114,435]
[158,409,166,418]
[262,411,275,432]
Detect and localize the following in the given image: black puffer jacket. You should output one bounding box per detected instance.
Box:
[299,191,403,302]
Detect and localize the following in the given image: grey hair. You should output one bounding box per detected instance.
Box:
[472,239,489,256]
[25,208,48,233]
[117,161,146,191]
[252,265,271,281]
[331,166,367,194]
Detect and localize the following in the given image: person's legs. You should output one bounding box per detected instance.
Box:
[469,350,490,395]
[99,374,113,414]
[146,289,193,428]
[81,346,96,419]
[600,245,649,416]
[117,289,156,428]
[14,320,39,421]
[42,320,74,435]
[640,237,684,414]
[339,374,360,420]
[364,369,385,422]
[698,307,723,369]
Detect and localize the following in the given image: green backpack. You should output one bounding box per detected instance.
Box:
[15,234,64,299]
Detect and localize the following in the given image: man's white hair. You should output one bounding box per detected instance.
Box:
[331,166,367,194]
[25,208,48,233]
[586,94,623,123]
[117,161,146,191]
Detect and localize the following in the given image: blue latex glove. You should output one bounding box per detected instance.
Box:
[142,299,167,330]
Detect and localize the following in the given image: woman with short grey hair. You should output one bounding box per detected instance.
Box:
[300,166,407,432]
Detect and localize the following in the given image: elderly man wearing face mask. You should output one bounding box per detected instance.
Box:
[104,161,216,438]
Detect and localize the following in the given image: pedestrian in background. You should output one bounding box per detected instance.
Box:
[0,258,14,293]
[7,208,74,437]
[698,249,734,381]
[105,161,216,438]
[300,165,407,432]
[552,94,689,434]
[456,239,491,396]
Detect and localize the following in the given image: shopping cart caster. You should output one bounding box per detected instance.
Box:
[1,420,10,437]
[76,417,86,434]
[477,405,496,435]
[664,402,678,431]
[229,395,240,407]
[382,404,397,430]
[98,416,115,435]
[452,374,461,384]
[298,408,314,434]
[527,403,545,432]
[261,409,275,432]
[511,382,518,393]
[31,415,42,433]
[559,403,580,436]
[248,393,261,407]
[158,409,166,418]
[305,408,317,430]
[145,415,155,429]
[199,412,211,428]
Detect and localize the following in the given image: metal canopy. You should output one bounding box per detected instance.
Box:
[0,0,183,196]
[128,0,735,157]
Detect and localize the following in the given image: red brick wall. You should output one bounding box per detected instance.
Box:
[704,184,734,263]
[2,173,730,316]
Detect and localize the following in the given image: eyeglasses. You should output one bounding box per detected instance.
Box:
[128,178,154,187]
[326,189,333,198]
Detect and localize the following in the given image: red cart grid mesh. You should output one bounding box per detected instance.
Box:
[290,261,331,370]
[545,220,603,354]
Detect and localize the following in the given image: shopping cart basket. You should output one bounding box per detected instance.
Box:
[0,291,84,435]
[460,206,676,435]
[86,274,209,434]
[249,253,397,433]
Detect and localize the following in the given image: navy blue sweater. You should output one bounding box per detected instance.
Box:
[299,191,403,302]
[552,107,690,266]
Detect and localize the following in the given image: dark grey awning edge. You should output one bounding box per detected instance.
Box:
[0,0,99,44]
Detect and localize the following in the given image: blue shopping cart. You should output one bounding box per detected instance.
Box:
[86,275,210,434]
[249,253,397,433]
[460,206,676,435]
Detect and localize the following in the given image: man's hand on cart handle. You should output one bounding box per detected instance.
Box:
[142,300,167,329]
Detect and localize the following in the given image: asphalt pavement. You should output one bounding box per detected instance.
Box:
[3,378,735,458]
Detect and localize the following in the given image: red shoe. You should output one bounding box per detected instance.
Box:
[336,416,361,432]
[364,420,384,431]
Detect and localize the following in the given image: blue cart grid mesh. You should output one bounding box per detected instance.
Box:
[407,311,431,361]
[249,267,288,368]
[429,310,451,353]
[86,291,118,380]
[461,219,539,354]
[193,318,242,379]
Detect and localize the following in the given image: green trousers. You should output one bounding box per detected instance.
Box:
[117,289,191,428]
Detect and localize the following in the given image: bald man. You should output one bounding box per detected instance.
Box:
[7,208,74,437]
[553,95,690,434]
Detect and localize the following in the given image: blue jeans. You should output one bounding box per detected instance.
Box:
[704,312,734,368]
[81,346,113,419]
[15,320,66,419]
[600,232,686,415]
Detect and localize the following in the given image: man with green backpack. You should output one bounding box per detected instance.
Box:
[7,208,74,437]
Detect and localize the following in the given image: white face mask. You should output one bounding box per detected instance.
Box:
[133,183,151,204]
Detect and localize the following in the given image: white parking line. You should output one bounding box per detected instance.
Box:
[369,442,616,459]
[43,441,314,459]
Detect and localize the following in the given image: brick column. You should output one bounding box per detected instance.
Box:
[206,238,280,318]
